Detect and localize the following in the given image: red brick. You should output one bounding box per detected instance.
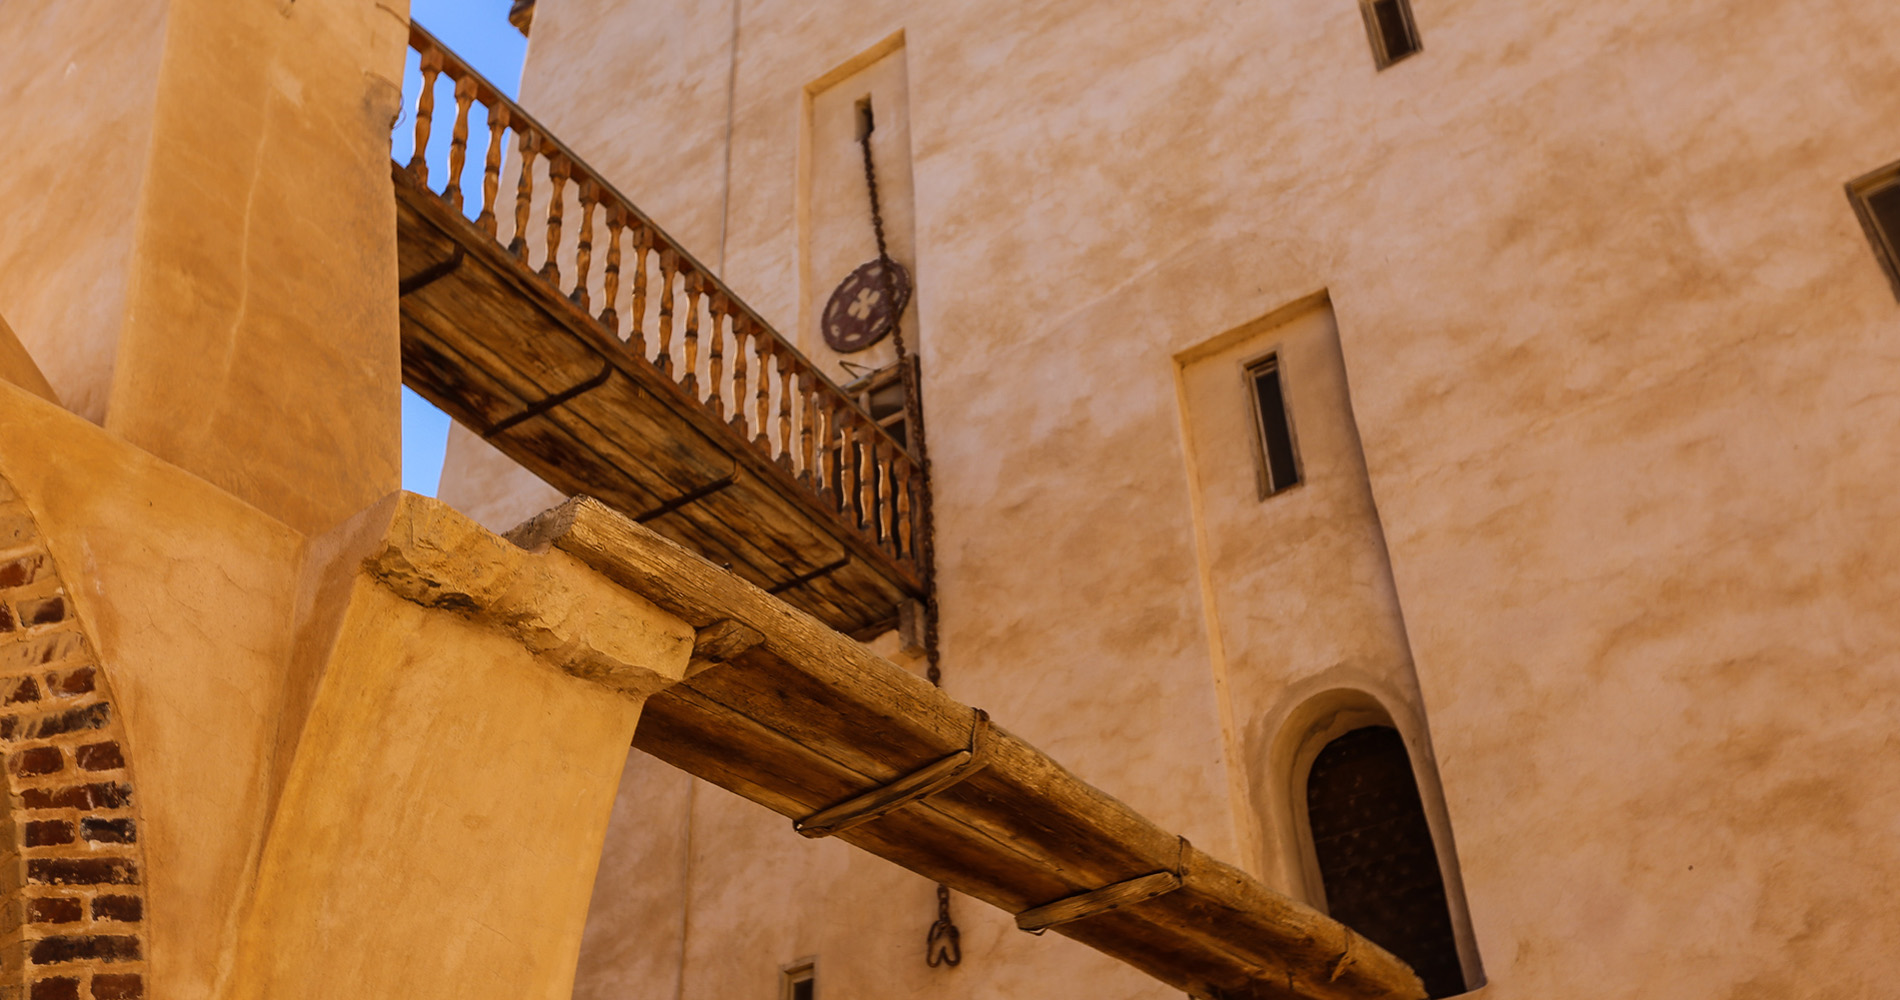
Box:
[20,781,133,811]
[0,553,44,588]
[28,934,141,964]
[27,858,138,887]
[29,977,78,1000]
[13,746,64,777]
[0,604,14,632]
[7,676,41,704]
[86,782,132,809]
[14,703,110,740]
[53,667,94,697]
[20,785,90,810]
[80,818,135,844]
[90,975,141,1000]
[19,596,65,627]
[24,820,73,847]
[27,897,82,924]
[74,742,123,771]
[92,896,141,923]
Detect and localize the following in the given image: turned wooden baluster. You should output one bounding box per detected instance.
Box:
[819,398,838,496]
[653,250,678,374]
[477,105,507,238]
[878,434,896,544]
[509,128,540,262]
[729,317,751,436]
[895,454,914,558]
[444,74,477,211]
[408,49,443,185]
[838,410,858,521]
[858,419,877,533]
[681,269,703,399]
[572,180,597,311]
[543,151,570,283]
[800,371,817,480]
[707,292,728,420]
[628,226,650,356]
[755,338,776,454]
[599,208,624,331]
[777,356,795,465]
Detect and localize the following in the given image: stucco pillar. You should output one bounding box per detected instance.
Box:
[222,494,695,1000]
[106,0,409,535]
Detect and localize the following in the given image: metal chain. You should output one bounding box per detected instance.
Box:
[856,107,941,688]
[926,882,962,967]
[859,103,960,970]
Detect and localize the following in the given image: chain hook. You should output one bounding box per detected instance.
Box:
[926,883,962,968]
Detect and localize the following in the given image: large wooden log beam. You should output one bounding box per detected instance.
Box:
[511,497,1425,1000]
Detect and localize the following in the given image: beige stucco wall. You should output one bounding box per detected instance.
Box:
[103,0,409,537]
[0,312,60,406]
[439,427,568,534]
[0,0,169,420]
[0,0,410,537]
[455,0,1900,997]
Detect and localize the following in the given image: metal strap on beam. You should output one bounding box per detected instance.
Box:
[399,246,465,296]
[1015,837,1190,934]
[795,710,992,839]
[767,554,850,596]
[634,472,737,523]
[484,362,613,438]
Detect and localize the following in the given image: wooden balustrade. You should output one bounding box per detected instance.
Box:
[398,23,919,568]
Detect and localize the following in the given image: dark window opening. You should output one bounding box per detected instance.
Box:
[1362,0,1422,69]
[1306,726,1465,997]
[1247,356,1301,497]
[1847,161,1900,302]
[782,962,816,1000]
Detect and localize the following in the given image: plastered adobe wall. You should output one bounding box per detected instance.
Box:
[474,0,1900,997]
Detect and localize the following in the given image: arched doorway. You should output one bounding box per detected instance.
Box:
[1305,725,1464,997]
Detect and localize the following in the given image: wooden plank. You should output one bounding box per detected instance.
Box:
[514,498,1426,1000]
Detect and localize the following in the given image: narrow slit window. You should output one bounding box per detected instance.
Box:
[1361,0,1422,69]
[781,960,816,1000]
[1248,356,1302,497]
[1847,160,1900,302]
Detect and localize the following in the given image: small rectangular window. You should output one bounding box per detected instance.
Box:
[1362,0,1421,69]
[1247,356,1301,497]
[1848,160,1900,302]
[781,960,816,1000]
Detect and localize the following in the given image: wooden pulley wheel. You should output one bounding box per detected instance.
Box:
[822,258,911,353]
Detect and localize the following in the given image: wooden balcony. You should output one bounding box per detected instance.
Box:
[393,24,923,637]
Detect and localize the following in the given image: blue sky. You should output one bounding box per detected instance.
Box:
[398,2,527,495]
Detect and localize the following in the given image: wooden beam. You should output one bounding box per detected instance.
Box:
[510,497,1426,1000]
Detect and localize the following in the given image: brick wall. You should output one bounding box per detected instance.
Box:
[0,480,147,1000]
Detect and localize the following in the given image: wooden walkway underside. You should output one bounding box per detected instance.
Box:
[395,170,920,637]
[514,498,1426,1000]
